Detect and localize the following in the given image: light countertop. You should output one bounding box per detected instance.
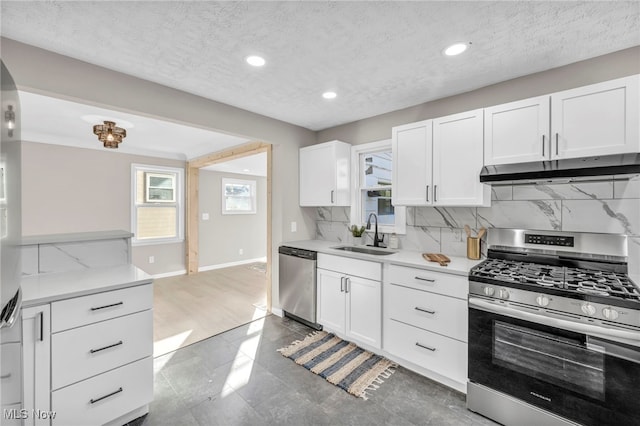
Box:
[20,230,133,246]
[280,240,483,276]
[21,264,152,307]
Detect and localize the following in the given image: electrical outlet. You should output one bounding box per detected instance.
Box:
[453,229,462,241]
[291,221,297,232]
[239,248,243,255]
[202,213,210,221]
[148,256,155,264]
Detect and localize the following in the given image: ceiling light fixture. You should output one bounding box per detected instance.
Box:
[322,91,337,100]
[443,42,470,56]
[93,120,126,149]
[246,55,266,67]
[5,105,15,137]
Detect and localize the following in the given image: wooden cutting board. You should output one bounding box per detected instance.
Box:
[422,253,451,266]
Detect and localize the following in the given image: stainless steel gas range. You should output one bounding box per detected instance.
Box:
[467,228,639,426]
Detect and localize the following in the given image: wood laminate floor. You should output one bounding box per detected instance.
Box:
[153,262,268,356]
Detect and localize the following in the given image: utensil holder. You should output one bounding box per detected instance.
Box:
[467,237,480,260]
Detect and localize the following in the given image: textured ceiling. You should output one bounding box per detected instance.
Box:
[2,1,639,132]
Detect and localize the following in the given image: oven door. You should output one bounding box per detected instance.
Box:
[469,296,640,426]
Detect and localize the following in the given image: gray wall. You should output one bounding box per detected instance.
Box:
[3,37,317,308]
[21,141,186,275]
[317,46,640,145]
[198,170,267,268]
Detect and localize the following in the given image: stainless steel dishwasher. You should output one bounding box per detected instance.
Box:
[278,246,322,330]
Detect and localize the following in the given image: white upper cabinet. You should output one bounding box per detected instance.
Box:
[299,140,351,206]
[392,120,432,206]
[392,112,489,207]
[433,109,490,206]
[484,75,639,165]
[551,75,640,159]
[484,96,550,166]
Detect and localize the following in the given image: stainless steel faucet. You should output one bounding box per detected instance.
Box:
[366,213,385,247]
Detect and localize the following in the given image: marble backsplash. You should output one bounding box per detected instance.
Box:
[315,178,640,275]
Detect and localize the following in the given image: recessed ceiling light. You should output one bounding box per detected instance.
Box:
[246,55,266,67]
[443,42,469,56]
[322,91,337,100]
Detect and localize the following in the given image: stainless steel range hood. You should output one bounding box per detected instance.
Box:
[479,153,640,185]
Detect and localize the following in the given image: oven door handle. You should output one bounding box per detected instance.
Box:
[469,297,640,348]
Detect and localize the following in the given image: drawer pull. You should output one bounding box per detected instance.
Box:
[340,276,345,292]
[414,276,435,283]
[414,307,435,315]
[90,301,124,311]
[89,340,123,354]
[415,342,436,352]
[90,387,123,404]
[0,373,11,380]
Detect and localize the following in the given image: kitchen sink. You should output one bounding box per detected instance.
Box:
[331,245,397,256]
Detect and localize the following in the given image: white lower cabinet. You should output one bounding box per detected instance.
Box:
[22,283,153,426]
[383,264,468,392]
[317,254,382,349]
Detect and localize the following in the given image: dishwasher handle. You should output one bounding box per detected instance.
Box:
[278,246,317,260]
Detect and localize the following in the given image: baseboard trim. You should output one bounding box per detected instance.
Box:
[152,269,187,279]
[198,257,267,272]
[271,307,283,317]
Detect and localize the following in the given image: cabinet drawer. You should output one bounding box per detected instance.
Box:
[52,309,152,390]
[52,357,152,426]
[384,319,467,385]
[318,254,381,281]
[1,343,21,405]
[387,264,467,299]
[51,284,152,332]
[386,284,468,342]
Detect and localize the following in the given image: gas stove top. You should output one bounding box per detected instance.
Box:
[470,257,640,302]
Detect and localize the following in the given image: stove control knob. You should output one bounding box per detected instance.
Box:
[602,307,619,321]
[581,303,597,316]
[536,295,550,307]
[483,286,495,297]
[498,288,510,300]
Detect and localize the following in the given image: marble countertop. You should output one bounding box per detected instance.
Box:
[21,264,153,307]
[20,230,133,246]
[281,240,483,276]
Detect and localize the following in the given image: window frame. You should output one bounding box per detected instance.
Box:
[131,163,184,246]
[221,177,257,215]
[350,140,406,235]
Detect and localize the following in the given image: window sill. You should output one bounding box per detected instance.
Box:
[132,237,184,247]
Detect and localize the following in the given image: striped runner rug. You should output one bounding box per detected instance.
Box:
[277,331,396,399]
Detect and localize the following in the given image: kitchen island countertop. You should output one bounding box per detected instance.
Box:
[281,239,483,276]
[21,264,152,307]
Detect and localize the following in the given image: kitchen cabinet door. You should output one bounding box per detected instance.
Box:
[484,96,550,165]
[299,140,351,206]
[392,120,433,206]
[551,74,640,159]
[433,109,490,206]
[317,268,346,332]
[345,275,381,348]
[22,305,51,426]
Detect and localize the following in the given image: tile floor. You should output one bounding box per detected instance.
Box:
[133,315,498,426]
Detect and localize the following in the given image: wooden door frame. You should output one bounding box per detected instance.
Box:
[186,141,272,311]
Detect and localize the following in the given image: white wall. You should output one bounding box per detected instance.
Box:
[198,170,267,268]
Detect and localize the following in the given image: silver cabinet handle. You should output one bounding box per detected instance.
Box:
[90,301,123,311]
[434,185,437,202]
[414,307,435,314]
[0,373,11,380]
[414,276,435,283]
[345,277,351,293]
[426,185,429,202]
[331,190,334,204]
[555,133,559,155]
[90,387,123,404]
[89,340,123,354]
[542,135,545,156]
[340,276,345,292]
[415,342,436,352]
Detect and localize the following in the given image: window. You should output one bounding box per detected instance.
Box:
[222,178,256,214]
[132,164,184,245]
[351,140,406,234]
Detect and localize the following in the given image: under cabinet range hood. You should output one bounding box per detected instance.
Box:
[479,153,640,185]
